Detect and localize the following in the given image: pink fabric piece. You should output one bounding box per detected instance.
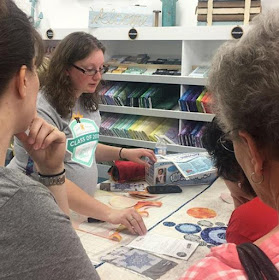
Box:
[180,231,279,280]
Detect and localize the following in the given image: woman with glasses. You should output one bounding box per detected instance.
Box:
[9,32,155,235]
[180,10,279,279]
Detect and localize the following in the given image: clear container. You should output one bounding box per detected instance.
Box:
[154,137,167,156]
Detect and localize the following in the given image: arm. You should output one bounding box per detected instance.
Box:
[16,117,69,215]
[7,182,99,279]
[66,178,147,235]
[95,143,156,167]
[48,183,69,215]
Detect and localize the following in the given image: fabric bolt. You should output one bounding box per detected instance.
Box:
[108,160,145,183]
[179,231,279,280]
[8,92,101,195]
[226,197,278,245]
[0,167,99,280]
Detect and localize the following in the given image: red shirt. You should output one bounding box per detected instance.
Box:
[226,197,278,245]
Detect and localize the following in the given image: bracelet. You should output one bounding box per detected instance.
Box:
[38,169,66,187]
[38,169,65,177]
[119,147,125,160]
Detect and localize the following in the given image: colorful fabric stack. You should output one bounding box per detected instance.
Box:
[178,121,209,148]
[100,113,208,148]
[179,86,212,113]
[99,83,179,110]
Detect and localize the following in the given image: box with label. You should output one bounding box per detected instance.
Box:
[145,153,217,186]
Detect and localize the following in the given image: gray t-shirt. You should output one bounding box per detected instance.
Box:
[8,92,101,195]
[0,167,100,280]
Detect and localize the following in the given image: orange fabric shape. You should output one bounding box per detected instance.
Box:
[187,207,217,219]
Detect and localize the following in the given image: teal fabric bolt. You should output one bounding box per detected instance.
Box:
[161,0,178,26]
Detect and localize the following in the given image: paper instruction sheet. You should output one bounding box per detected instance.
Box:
[127,232,199,260]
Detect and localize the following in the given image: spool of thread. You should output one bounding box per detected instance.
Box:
[153,10,161,27]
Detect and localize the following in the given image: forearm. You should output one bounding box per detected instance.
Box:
[48,183,70,216]
[95,143,121,162]
[65,178,111,221]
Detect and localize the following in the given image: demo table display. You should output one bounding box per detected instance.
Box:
[73,178,233,280]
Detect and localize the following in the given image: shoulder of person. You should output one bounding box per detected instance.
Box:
[37,91,66,129]
[0,168,100,280]
[0,167,52,203]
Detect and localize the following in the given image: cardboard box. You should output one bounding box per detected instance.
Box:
[145,153,217,186]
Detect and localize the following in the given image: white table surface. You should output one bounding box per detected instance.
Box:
[73,178,233,280]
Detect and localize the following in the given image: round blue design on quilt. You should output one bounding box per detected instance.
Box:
[175,223,201,234]
[201,227,227,246]
[163,221,176,227]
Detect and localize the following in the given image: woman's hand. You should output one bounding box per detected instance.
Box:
[107,208,147,235]
[15,117,66,175]
[121,148,156,167]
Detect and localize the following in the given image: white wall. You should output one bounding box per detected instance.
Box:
[15,0,279,32]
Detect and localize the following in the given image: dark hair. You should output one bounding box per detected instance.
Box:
[202,118,256,197]
[0,0,44,95]
[43,32,105,118]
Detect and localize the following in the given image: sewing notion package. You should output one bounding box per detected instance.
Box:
[145,152,217,186]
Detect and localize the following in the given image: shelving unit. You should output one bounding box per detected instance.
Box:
[43,25,246,178]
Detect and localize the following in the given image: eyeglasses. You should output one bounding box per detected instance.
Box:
[71,64,108,76]
[217,131,235,153]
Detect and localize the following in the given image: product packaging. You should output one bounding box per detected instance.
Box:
[145,152,217,186]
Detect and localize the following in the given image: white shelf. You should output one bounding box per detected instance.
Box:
[99,105,214,122]
[41,26,249,41]
[103,73,207,86]
[99,135,205,153]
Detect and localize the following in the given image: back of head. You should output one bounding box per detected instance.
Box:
[202,118,239,182]
[0,0,43,95]
[208,10,279,158]
[44,32,105,118]
[202,119,256,197]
